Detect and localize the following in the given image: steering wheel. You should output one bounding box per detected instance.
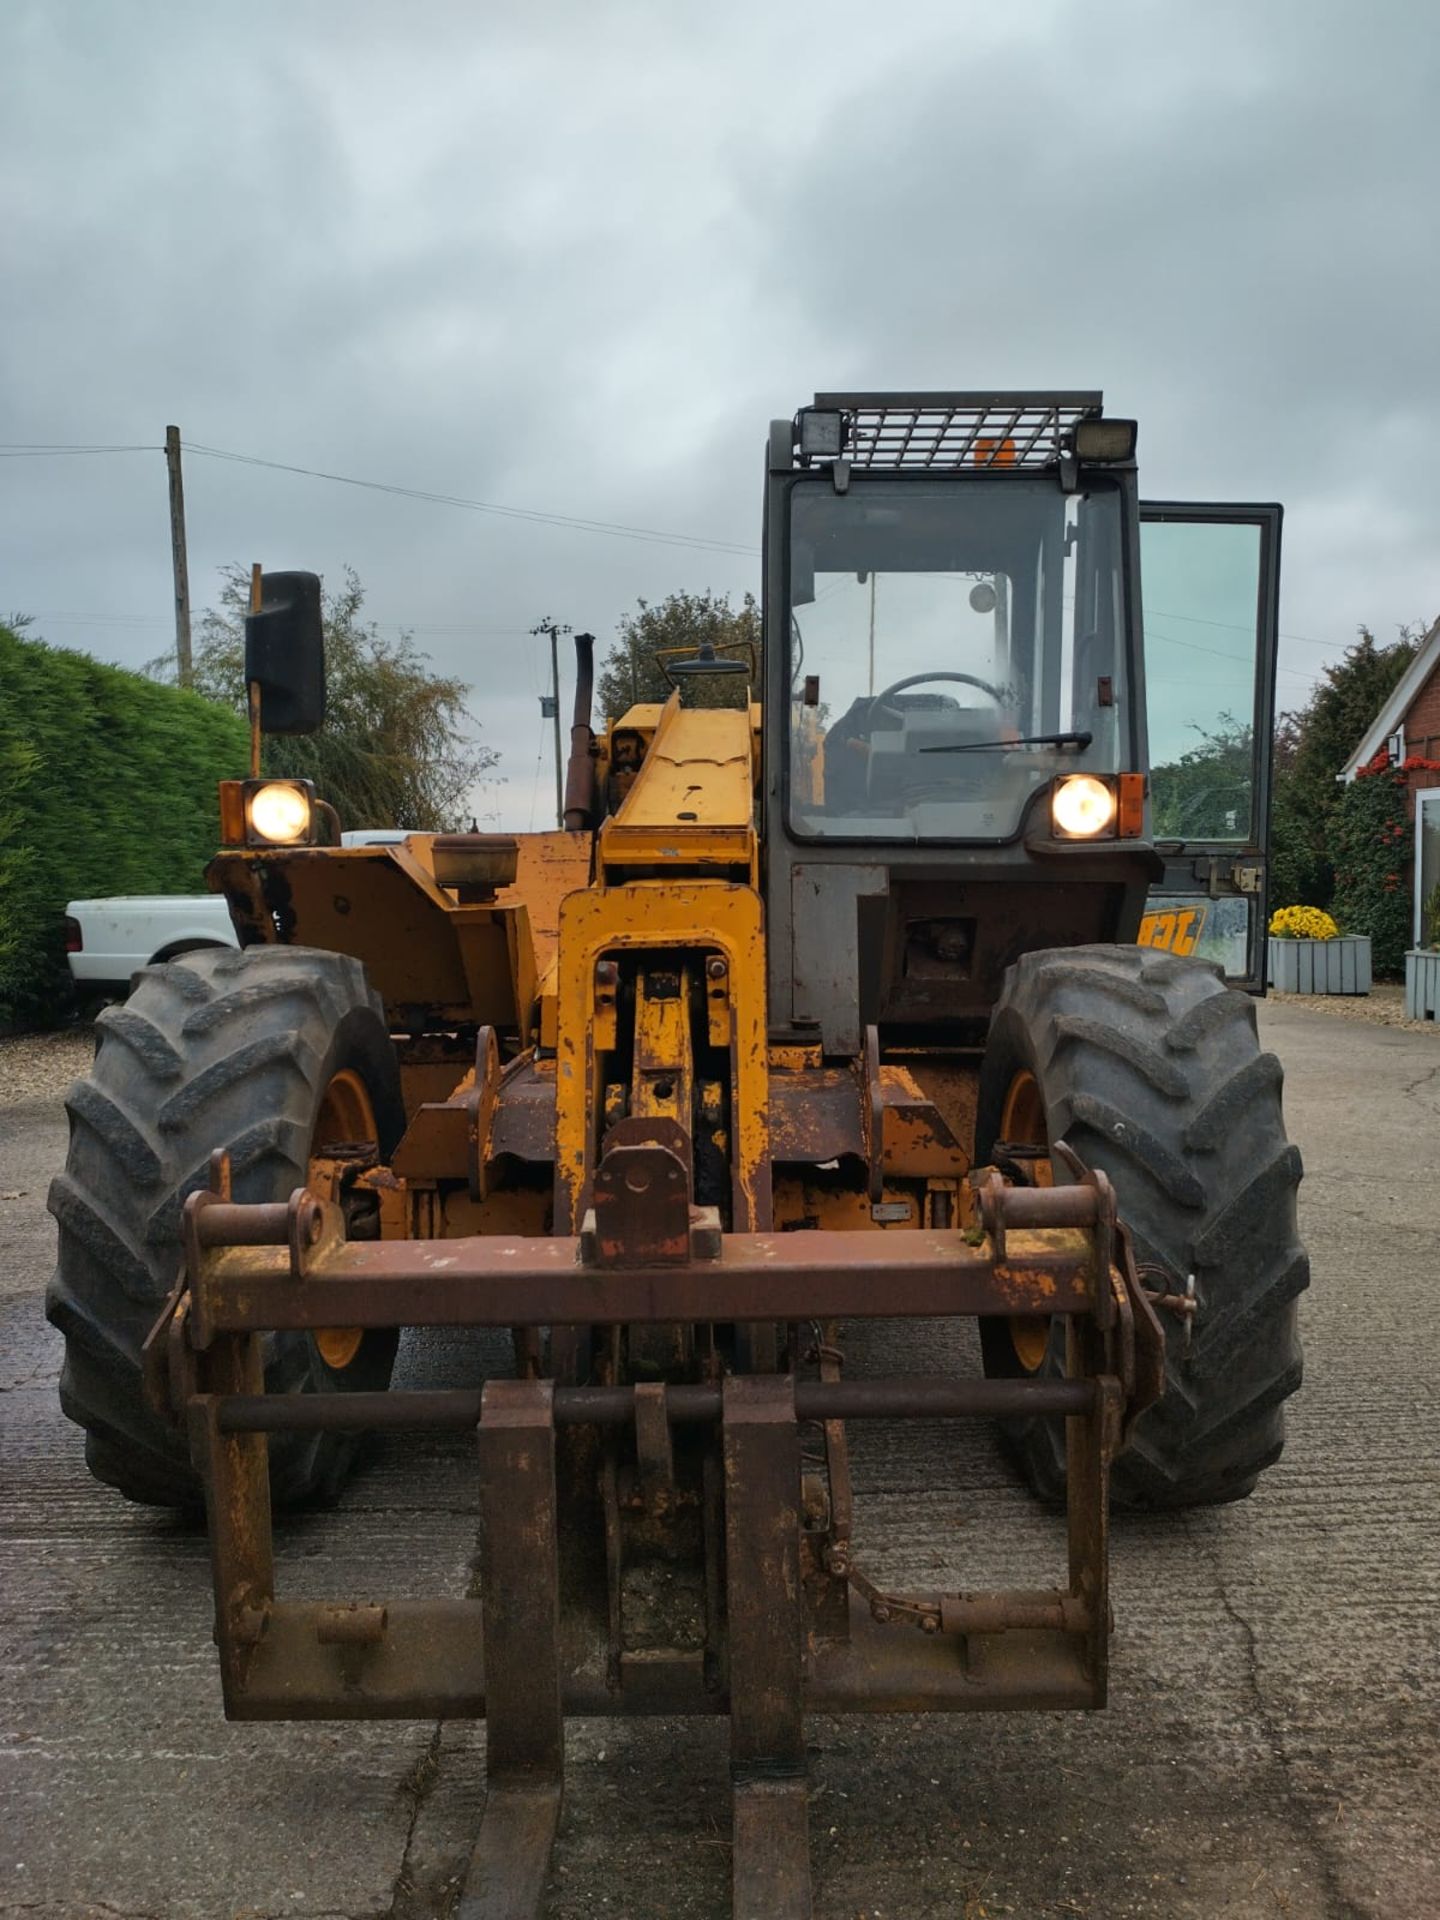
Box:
[871,670,1007,712]
[822,670,1009,813]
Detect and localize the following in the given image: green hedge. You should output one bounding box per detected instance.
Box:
[1330,755,1413,978]
[0,624,249,1027]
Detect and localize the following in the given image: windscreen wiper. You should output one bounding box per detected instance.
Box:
[920,730,1093,754]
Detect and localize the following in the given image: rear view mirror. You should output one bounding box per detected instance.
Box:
[244,571,325,734]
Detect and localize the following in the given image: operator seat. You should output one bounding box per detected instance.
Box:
[822,693,1006,815]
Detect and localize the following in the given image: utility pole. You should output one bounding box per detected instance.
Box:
[164,425,192,687]
[531,617,571,829]
[248,563,263,776]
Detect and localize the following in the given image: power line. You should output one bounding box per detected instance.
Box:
[1145,620,1317,681]
[1144,603,1343,652]
[0,435,759,559]
[182,441,760,559]
[0,443,158,455]
[0,441,1393,661]
[24,608,535,640]
[403,623,544,638]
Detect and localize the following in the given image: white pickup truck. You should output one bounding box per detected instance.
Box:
[64,832,412,999]
[64,895,239,997]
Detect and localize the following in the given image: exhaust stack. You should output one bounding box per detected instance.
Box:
[563,631,599,830]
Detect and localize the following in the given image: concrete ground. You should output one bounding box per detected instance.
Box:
[1,1004,1437,1920]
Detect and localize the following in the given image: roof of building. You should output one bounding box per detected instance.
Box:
[1340,616,1440,780]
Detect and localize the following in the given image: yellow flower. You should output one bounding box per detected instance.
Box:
[1268,905,1338,940]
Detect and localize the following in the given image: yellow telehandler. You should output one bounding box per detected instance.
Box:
[49,393,1305,1917]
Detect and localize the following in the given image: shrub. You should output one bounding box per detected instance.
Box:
[1330,753,1440,977]
[147,565,495,832]
[1269,626,1421,911]
[0,623,248,1027]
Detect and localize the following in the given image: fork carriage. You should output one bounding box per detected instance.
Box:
[147,1136,1162,1917]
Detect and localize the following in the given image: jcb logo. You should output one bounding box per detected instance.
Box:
[1137,905,1206,957]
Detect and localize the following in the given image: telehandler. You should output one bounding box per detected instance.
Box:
[49,393,1306,1917]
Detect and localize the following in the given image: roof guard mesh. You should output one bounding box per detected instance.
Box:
[801,392,1104,471]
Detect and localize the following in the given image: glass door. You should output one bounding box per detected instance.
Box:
[1416,789,1440,947]
[1135,503,1283,990]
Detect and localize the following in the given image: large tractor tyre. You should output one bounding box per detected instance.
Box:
[47,946,405,1509]
[975,945,1307,1510]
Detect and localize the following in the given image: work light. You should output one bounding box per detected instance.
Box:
[1074,418,1138,462]
[246,779,314,845]
[798,409,846,459]
[1051,774,1117,838]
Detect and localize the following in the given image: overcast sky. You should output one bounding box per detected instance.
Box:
[5,0,1438,830]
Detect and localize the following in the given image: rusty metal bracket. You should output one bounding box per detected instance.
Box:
[584,1116,693,1266]
[844,1558,1090,1641]
[809,1328,852,1585]
[141,1281,193,1424]
[581,1115,724,1268]
[633,1381,676,1501]
[859,1023,884,1205]
[1117,1226,1167,1440]
[466,1023,502,1204]
[1139,1262,1197,1355]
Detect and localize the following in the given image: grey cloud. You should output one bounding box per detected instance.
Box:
[4,0,1437,822]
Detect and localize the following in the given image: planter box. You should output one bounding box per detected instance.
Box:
[1267,935,1372,995]
[1405,949,1440,1020]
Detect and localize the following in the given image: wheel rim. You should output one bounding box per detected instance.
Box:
[998,1068,1053,1373]
[309,1068,378,1371]
[313,1068,377,1152]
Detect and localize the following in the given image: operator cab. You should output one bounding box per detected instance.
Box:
[788,470,1128,840]
[762,394,1282,1050]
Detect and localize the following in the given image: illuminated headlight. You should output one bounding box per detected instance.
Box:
[1052,774,1117,838]
[247,780,313,845]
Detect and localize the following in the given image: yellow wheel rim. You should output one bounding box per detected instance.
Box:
[309,1068,378,1372]
[998,1068,1053,1374]
[313,1068,377,1153]
[313,1325,365,1370]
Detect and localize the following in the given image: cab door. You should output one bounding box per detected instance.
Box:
[1136,503,1283,991]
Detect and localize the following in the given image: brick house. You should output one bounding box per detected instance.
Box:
[1341,617,1440,942]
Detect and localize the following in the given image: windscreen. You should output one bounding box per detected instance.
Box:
[787,476,1129,840]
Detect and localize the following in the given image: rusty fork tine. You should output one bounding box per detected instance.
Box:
[460,1379,563,1920]
[459,1786,562,1920]
[724,1375,812,1920]
[733,1779,811,1920]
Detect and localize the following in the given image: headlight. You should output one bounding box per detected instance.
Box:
[247,780,313,845]
[1052,774,1116,838]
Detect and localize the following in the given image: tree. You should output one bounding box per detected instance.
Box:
[1150,714,1254,840]
[150,565,496,832]
[1269,626,1422,908]
[596,590,761,721]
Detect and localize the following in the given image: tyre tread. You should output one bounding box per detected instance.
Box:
[977,944,1306,1511]
[46,945,401,1507]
